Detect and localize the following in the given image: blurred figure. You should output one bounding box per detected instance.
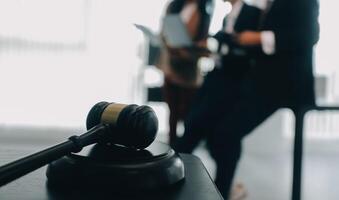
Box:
[157,0,214,145]
[174,0,319,199]
[213,0,262,81]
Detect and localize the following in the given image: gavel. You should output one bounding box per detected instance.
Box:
[0,102,158,187]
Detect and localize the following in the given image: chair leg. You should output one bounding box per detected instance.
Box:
[292,110,305,200]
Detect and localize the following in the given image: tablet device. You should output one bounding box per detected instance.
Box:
[162,14,193,48]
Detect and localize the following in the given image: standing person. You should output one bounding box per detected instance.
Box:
[157,0,214,145]
[213,0,262,82]
[173,0,320,199]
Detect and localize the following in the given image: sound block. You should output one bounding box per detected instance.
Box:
[46,141,185,191]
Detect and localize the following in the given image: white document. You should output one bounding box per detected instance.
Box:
[162,14,193,48]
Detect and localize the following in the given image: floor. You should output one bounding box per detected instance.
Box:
[185,140,339,200]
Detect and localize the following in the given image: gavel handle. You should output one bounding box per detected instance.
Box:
[0,125,106,187]
[0,141,75,187]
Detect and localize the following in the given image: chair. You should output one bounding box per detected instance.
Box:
[291,105,339,200]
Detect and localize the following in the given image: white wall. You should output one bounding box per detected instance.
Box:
[0,0,167,128]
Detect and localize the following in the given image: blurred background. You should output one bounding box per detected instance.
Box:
[0,0,339,199]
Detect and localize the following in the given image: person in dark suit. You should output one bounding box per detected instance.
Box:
[173,0,320,198]
[213,0,262,80]
[236,0,319,107]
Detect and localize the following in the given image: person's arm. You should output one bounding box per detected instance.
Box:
[236,30,275,55]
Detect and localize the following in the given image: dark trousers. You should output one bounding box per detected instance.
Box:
[174,67,279,199]
[163,78,198,145]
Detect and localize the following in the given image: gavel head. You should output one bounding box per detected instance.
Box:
[86,102,158,149]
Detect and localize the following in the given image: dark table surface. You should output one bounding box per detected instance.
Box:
[0,142,223,200]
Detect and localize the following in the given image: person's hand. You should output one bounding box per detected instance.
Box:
[213,31,234,44]
[236,31,262,46]
[168,47,191,59]
[213,31,226,43]
[193,39,211,57]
